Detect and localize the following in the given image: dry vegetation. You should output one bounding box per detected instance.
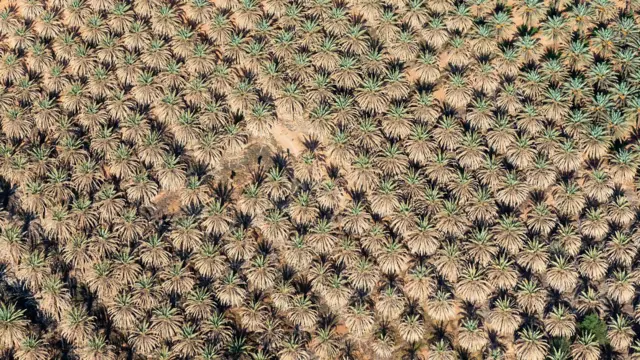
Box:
[0,0,640,359]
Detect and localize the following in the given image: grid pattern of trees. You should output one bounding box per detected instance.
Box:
[0,0,640,359]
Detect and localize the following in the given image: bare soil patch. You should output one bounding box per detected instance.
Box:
[270,122,305,156]
[151,190,182,217]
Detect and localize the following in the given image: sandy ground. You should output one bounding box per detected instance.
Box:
[270,122,305,156]
[151,190,182,216]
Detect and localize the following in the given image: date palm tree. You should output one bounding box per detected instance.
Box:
[375,285,405,321]
[0,303,28,350]
[455,265,492,305]
[515,327,548,360]
[77,334,115,360]
[310,325,341,360]
[458,318,488,353]
[59,305,95,344]
[15,335,49,360]
[544,304,576,338]
[516,279,547,314]
[608,315,634,352]
[486,297,521,337]
[571,332,601,360]
[426,290,458,323]
[546,256,578,293]
[606,269,637,305]
[287,294,318,331]
[128,321,158,355]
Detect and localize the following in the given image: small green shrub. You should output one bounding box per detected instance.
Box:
[579,314,608,345]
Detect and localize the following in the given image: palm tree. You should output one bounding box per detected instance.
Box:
[516,279,547,314]
[403,263,435,303]
[464,227,498,266]
[376,285,405,321]
[517,238,550,274]
[444,72,472,109]
[486,255,518,291]
[203,311,232,345]
[347,153,380,192]
[426,290,458,323]
[458,318,488,353]
[15,335,49,360]
[507,134,537,169]
[287,294,318,330]
[174,323,204,358]
[457,131,486,171]
[77,334,115,360]
[406,217,439,256]
[278,335,310,360]
[376,239,410,275]
[632,341,640,360]
[495,171,530,208]
[184,287,214,321]
[16,250,50,290]
[346,256,379,293]
[191,242,226,279]
[553,224,582,256]
[608,315,634,352]
[216,271,247,308]
[552,181,585,218]
[310,326,341,360]
[577,285,607,315]
[335,243,361,270]
[544,304,576,338]
[0,303,28,350]
[606,231,636,267]
[486,297,521,337]
[435,200,468,237]
[606,269,637,305]
[609,148,638,184]
[514,327,548,360]
[59,305,95,344]
[454,263,491,305]
[151,304,184,341]
[401,0,429,28]
[283,234,313,272]
[161,261,196,296]
[388,201,417,236]
[492,214,526,255]
[581,208,609,241]
[355,75,387,114]
[432,241,461,283]
[107,292,142,331]
[578,247,608,282]
[382,104,413,141]
[224,229,257,262]
[571,332,601,360]
[324,273,352,311]
[370,325,395,359]
[398,313,425,344]
[129,321,159,356]
[308,219,338,255]
[546,256,578,293]
[35,275,71,321]
[275,82,305,121]
[245,254,278,291]
[344,302,375,337]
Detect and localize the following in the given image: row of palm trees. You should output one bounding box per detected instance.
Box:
[0,0,639,359]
